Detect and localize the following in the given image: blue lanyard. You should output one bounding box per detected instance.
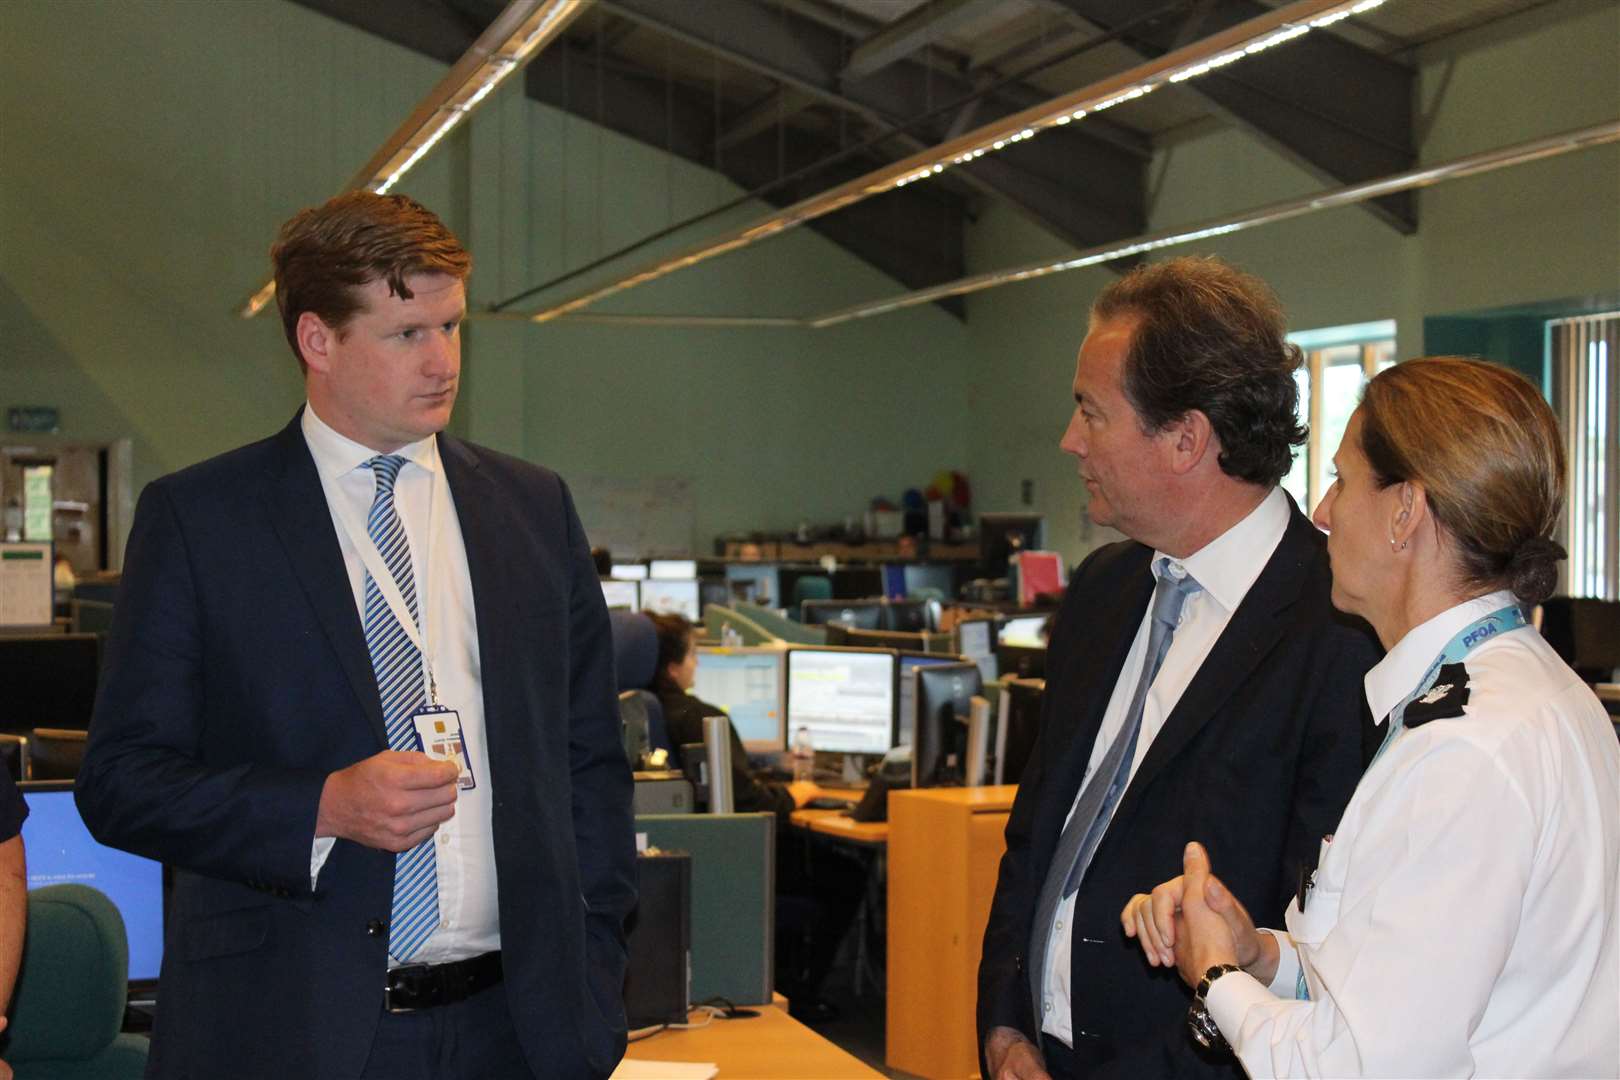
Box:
[1296,603,1525,1003]
[1369,604,1526,767]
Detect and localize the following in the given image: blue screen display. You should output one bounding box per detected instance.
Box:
[21,788,165,982]
[694,649,784,747]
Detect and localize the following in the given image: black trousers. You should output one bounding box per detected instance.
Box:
[360,982,531,1080]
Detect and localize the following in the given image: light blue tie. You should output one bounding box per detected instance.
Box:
[361,454,439,962]
[1028,558,1202,1014]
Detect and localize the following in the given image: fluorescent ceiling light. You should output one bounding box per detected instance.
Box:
[522,0,1388,324]
[236,0,591,319]
[469,120,1618,331]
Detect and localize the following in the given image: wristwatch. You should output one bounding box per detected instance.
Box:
[1187,963,1242,1052]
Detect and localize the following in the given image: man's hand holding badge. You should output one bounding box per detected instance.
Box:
[316,751,460,853]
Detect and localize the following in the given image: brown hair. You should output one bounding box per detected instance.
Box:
[1092,255,1306,485]
[1358,357,1566,604]
[647,612,696,693]
[271,191,471,371]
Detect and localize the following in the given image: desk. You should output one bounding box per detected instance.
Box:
[886,785,1017,1080]
[789,793,889,847]
[621,1003,882,1078]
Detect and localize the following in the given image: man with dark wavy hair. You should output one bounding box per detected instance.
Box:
[978,256,1378,1080]
[78,191,635,1080]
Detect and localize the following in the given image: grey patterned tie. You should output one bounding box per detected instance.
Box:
[1027,558,1202,1021]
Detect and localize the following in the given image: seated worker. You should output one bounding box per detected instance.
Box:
[647,613,868,1023]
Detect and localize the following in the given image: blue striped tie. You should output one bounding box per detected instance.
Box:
[361,454,439,962]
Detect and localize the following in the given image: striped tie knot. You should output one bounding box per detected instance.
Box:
[365,453,409,494]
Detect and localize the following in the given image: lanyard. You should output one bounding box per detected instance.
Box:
[327,449,446,705]
[1369,603,1525,767]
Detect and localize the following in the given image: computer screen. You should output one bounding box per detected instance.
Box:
[979,513,1045,579]
[996,679,1045,785]
[640,580,700,621]
[883,600,929,632]
[1,634,99,733]
[903,563,955,601]
[610,563,649,580]
[785,648,897,756]
[913,662,984,788]
[600,580,639,611]
[956,618,998,683]
[999,615,1049,647]
[693,647,786,750]
[20,781,164,985]
[800,600,883,629]
[723,564,780,608]
[649,560,697,580]
[897,653,967,747]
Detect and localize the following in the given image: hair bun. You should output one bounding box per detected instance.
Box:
[1507,537,1566,606]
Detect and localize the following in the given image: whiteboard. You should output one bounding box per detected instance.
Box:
[569,475,696,561]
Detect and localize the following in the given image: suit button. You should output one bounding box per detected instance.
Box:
[367,919,387,937]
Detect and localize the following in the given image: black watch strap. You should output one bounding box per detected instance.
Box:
[1187,963,1242,1052]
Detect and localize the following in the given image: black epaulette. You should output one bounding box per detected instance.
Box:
[1402,662,1472,728]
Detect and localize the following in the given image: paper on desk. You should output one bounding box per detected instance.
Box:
[610,1060,718,1079]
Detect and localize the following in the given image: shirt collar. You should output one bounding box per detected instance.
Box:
[1364,588,1519,724]
[300,402,439,484]
[1154,486,1289,612]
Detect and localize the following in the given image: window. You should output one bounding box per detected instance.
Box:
[1281,321,1397,514]
[1549,312,1619,600]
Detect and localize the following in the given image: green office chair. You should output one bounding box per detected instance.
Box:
[3,884,149,1079]
[789,575,833,616]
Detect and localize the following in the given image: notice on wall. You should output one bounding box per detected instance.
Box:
[0,542,53,627]
[570,475,695,561]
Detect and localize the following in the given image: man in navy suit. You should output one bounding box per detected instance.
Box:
[78,192,636,1079]
[978,257,1377,1079]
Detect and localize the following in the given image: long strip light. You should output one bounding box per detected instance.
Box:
[523,0,1388,324]
[468,119,1619,331]
[236,0,592,318]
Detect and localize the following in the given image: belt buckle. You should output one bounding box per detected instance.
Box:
[384,963,434,1014]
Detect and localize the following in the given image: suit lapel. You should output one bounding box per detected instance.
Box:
[1110,508,1316,824]
[262,412,388,747]
[438,436,514,750]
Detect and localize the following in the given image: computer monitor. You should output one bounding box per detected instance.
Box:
[649,559,697,580]
[897,653,968,747]
[610,563,649,580]
[800,599,883,629]
[979,513,1045,579]
[693,647,786,751]
[995,678,1044,785]
[784,647,897,757]
[600,580,639,611]
[883,600,929,632]
[903,563,955,601]
[640,580,700,621]
[1,634,99,733]
[28,728,87,781]
[956,618,998,683]
[997,643,1046,680]
[912,662,983,788]
[20,780,165,992]
[999,615,1049,647]
[724,564,780,608]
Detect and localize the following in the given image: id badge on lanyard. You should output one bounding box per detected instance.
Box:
[331,451,476,791]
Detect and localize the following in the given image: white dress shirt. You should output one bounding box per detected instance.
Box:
[302,404,500,966]
[1041,487,1290,1045]
[1208,589,1620,1078]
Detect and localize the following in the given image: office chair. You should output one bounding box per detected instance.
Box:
[789,575,832,615]
[2,884,149,1079]
[608,610,675,765]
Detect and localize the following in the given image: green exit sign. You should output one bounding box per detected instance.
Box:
[8,406,60,433]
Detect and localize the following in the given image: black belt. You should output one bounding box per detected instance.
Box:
[384,950,503,1013]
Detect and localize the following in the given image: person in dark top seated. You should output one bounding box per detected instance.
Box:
[648,613,869,1023]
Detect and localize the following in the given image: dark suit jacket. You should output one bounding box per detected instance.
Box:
[978,504,1378,1078]
[77,414,637,1080]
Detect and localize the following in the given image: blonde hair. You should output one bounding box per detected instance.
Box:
[1358,357,1566,604]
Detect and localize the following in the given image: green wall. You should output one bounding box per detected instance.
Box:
[959,0,1620,562]
[4,1,1617,566]
[1,0,975,556]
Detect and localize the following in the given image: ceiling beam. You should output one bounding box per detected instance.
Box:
[287,0,970,315]
[1039,0,1418,232]
[598,0,1149,252]
[842,0,1003,81]
[715,87,819,150]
